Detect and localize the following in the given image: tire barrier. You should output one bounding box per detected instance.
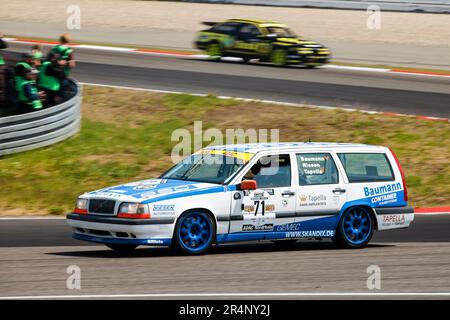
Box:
[0,80,82,156]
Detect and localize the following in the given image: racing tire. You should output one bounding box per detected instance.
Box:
[241,56,251,63]
[332,206,375,249]
[173,210,216,255]
[206,42,222,60]
[105,243,139,253]
[270,49,288,67]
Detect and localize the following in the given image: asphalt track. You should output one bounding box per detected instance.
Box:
[5,43,450,118]
[0,215,450,298]
[1,44,450,298]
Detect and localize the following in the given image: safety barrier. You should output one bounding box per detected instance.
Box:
[0,80,82,156]
[188,0,450,13]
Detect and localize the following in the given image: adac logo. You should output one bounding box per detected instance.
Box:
[300,194,307,202]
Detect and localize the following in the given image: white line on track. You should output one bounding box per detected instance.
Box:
[1,292,450,299]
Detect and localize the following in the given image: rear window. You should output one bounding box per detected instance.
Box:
[338,153,394,183]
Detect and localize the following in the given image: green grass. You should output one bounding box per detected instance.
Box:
[0,85,448,215]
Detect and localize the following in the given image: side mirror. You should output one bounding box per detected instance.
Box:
[238,180,257,190]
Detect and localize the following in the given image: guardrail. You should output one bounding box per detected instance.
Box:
[0,80,82,156]
[187,0,450,13]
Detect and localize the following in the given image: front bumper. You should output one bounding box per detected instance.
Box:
[66,213,174,246]
[374,206,414,231]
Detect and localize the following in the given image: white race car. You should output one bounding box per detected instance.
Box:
[67,142,414,254]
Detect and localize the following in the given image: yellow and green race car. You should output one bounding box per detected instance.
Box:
[195,18,331,67]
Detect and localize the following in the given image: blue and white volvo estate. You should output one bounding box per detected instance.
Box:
[67,142,414,254]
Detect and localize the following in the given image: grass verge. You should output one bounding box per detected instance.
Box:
[0,85,448,215]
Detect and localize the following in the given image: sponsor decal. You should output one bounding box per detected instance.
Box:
[382,214,406,227]
[152,204,176,217]
[371,192,398,206]
[251,191,268,201]
[262,189,275,196]
[299,155,328,175]
[285,230,335,238]
[275,223,301,232]
[282,199,288,207]
[242,224,274,232]
[243,205,255,213]
[243,200,275,216]
[153,205,175,212]
[147,239,164,244]
[299,194,327,207]
[364,183,402,197]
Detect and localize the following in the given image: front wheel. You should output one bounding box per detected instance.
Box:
[206,42,222,60]
[270,49,288,67]
[333,207,374,248]
[174,211,215,255]
[105,243,138,253]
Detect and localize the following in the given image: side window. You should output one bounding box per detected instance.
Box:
[296,153,338,185]
[210,22,241,35]
[238,24,261,39]
[242,154,291,188]
[338,153,394,183]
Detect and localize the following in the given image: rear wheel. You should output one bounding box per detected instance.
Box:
[206,42,222,60]
[105,243,138,253]
[270,49,288,67]
[174,211,215,255]
[333,207,374,248]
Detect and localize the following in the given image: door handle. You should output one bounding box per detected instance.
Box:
[281,191,296,197]
[332,188,346,194]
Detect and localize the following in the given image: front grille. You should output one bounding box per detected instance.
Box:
[88,199,116,215]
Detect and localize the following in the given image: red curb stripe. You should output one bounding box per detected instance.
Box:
[415,207,450,214]
[390,68,450,77]
[415,115,448,122]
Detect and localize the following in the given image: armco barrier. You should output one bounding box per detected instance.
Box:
[0,80,82,156]
[187,0,450,13]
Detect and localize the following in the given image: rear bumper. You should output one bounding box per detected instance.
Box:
[374,206,414,230]
[66,213,174,246]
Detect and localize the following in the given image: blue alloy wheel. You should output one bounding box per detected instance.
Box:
[175,211,215,254]
[335,207,374,248]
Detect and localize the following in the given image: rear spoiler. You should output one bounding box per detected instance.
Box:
[202,21,219,27]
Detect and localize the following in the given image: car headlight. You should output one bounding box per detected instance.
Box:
[74,198,88,214]
[118,202,150,219]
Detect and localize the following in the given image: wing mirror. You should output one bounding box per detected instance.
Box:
[238,180,257,190]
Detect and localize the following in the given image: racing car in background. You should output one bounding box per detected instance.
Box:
[195,18,331,67]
